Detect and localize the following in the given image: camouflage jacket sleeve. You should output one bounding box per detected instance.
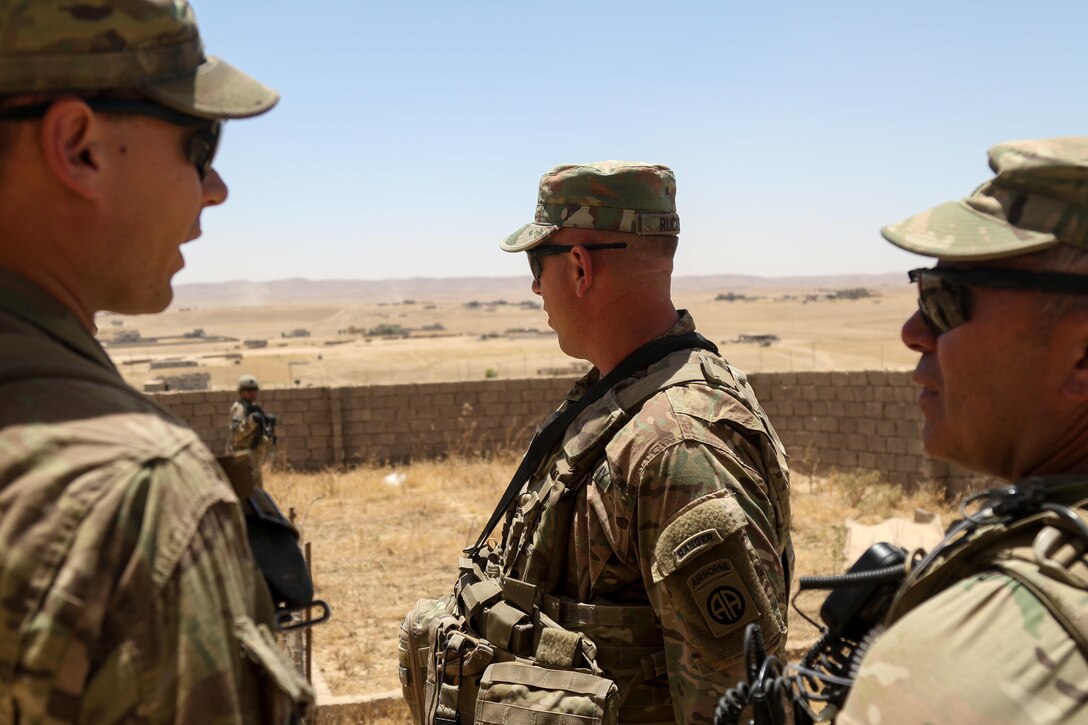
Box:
[632,432,789,724]
[837,571,1088,725]
[9,443,312,724]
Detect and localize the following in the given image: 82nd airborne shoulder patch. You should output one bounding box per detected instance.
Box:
[686,559,757,637]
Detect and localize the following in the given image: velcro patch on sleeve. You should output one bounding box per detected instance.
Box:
[673,528,725,568]
[686,559,757,638]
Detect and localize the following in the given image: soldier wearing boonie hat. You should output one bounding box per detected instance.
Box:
[0,0,277,119]
[829,138,1088,725]
[0,2,313,722]
[882,137,1088,260]
[402,161,793,724]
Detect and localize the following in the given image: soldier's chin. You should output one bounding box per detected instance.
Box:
[105,286,175,316]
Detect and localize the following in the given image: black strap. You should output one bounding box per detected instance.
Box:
[466,331,718,555]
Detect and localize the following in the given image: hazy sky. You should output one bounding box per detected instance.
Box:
[183,1,1087,285]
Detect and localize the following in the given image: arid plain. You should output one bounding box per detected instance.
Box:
[97,273,919,391]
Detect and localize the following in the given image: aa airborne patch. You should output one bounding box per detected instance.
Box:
[687,559,757,637]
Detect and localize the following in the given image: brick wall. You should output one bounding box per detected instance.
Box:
[748,371,982,493]
[154,378,574,467]
[151,371,985,494]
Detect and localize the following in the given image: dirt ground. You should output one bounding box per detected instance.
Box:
[263,458,959,711]
[99,280,918,391]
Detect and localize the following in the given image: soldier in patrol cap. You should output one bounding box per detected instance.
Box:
[0,1,312,721]
[403,162,793,723]
[836,138,1088,724]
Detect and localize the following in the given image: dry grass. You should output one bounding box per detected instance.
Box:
[265,460,962,709]
[786,469,958,649]
[265,454,515,696]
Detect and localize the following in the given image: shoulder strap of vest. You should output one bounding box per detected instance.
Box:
[465,332,718,555]
[889,480,1088,657]
[0,332,147,397]
[0,333,179,420]
[614,351,786,456]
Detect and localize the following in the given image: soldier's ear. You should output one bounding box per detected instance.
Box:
[569,245,595,298]
[39,98,105,200]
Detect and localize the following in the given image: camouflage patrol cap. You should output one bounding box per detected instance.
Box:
[0,0,277,120]
[882,137,1088,260]
[238,375,259,391]
[501,161,679,253]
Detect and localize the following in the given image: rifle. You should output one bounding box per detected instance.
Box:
[241,399,277,447]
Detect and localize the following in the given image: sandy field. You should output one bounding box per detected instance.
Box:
[97,277,919,391]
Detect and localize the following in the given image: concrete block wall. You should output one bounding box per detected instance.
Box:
[150,371,986,494]
[153,378,575,467]
[747,371,982,493]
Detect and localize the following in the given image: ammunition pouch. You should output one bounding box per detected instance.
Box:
[399,553,620,725]
[475,661,618,725]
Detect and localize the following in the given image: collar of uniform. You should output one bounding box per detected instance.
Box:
[0,267,120,376]
[669,309,696,337]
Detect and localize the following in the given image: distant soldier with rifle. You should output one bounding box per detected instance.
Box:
[229,375,278,474]
[0,1,312,721]
[400,161,793,724]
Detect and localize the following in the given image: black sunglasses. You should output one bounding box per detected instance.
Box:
[908,266,1088,335]
[527,242,628,283]
[0,98,221,180]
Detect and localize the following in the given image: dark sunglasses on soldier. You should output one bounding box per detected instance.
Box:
[0,98,221,180]
[908,266,1088,335]
[527,242,628,283]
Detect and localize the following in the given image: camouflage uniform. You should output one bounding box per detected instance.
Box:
[839,544,1088,724]
[495,162,793,724]
[228,399,275,459]
[0,2,308,722]
[227,395,275,486]
[0,271,312,723]
[500,311,793,724]
[838,138,1088,724]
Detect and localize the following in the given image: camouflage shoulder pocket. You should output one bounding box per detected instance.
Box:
[650,496,785,674]
[474,661,619,725]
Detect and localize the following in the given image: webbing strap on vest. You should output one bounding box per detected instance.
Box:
[465,331,718,556]
[889,478,1088,659]
[0,334,175,417]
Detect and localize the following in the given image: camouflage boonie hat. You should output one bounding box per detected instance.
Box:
[501,161,679,253]
[883,137,1088,260]
[0,0,277,120]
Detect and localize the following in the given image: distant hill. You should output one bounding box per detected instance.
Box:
[169,273,907,309]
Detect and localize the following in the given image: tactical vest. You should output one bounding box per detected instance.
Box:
[884,478,1088,658]
[401,347,791,724]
